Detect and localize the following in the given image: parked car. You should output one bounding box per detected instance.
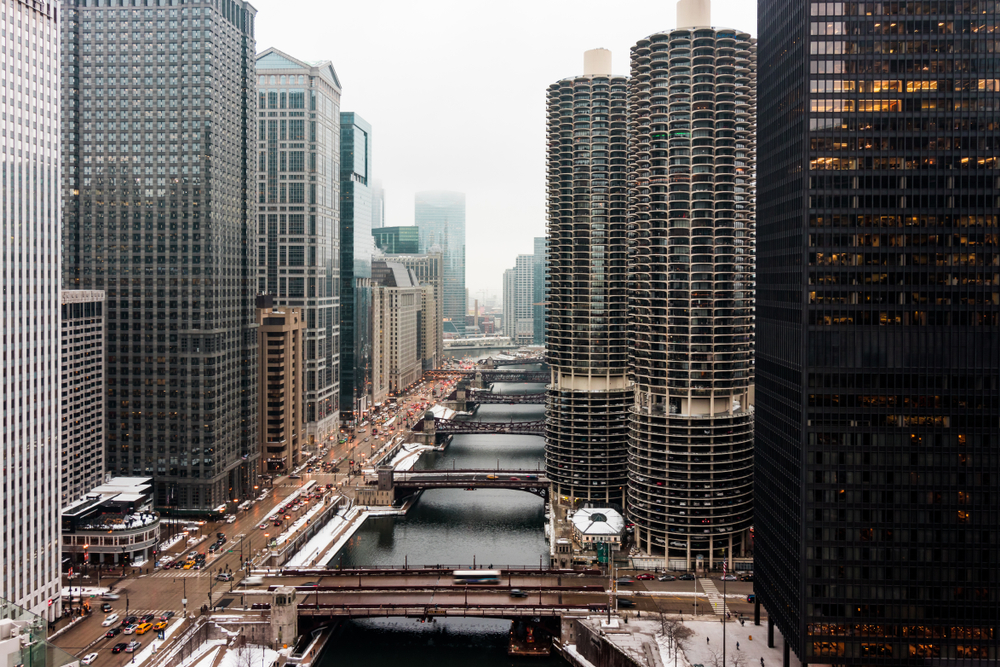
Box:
[101,614,120,627]
[636,573,656,580]
[81,653,99,665]
[112,643,128,654]
[678,573,696,581]
[658,575,677,582]
[720,574,738,581]
[740,574,754,582]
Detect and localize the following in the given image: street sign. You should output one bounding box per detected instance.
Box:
[596,542,609,564]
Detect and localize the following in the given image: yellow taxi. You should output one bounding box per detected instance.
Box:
[136,623,154,635]
[182,562,194,570]
[152,621,168,631]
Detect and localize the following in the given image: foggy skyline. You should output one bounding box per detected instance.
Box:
[250,0,758,294]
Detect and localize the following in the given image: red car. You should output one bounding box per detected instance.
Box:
[636,573,657,580]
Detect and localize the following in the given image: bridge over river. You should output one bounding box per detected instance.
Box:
[426,369,549,384]
[390,469,550,500]
[411,417,545,438]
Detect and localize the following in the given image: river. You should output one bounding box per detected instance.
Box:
[320,374,569,666]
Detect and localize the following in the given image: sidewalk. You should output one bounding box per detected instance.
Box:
[680,619,829,667]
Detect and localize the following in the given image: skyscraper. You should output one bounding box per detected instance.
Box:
[2,0,62,619]
[415,191,466,323]
[61,291,107,507]
[387,252,445,369]
[371,178,385,229]
[256,48,342,449]
[545,49,631,505]
[372,225,420,254]
[503,267,517,341]
[756,2,1000,665]
[626,0,755,566]
[62,0,259,512]
[515,254,535,345]
[532,236,547,346]
[340,112,375,423]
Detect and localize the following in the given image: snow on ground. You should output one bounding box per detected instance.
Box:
[564,644,598,667]
[60,586,110,598]
[127,615,190,667]
[217,645,279,667]
[679,619,826,667]
[428,404,456,420]
[389,443,437,471]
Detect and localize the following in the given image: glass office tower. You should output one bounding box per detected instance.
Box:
[372,225,419,254]
[256,49,342,450]
[2,0,62,619]
[627,1,756,564]
[62,0,259,512]
[756,2,999,665]
[545,49,631,506]
[415,191,466,323]
[340,112,374,423]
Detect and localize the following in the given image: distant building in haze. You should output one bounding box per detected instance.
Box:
[371,178,385,229]
[340,112,375,423]
[256,48,342,449]
[532,236,547,346]
[372,226,420,254]
[415,191,466,323]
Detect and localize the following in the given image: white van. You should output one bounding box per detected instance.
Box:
[241,576,264,586]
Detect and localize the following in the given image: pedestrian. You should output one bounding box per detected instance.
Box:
[707,637,710,644]
[737,642,740,651]
[761,659,765,667]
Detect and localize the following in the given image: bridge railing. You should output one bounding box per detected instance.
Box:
[265,566,601,575]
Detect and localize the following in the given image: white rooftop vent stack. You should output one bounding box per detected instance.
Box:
[583,48,612,76]
[677,0,711,29]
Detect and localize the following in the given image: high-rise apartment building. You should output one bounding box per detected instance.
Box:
[256,48,342,449]
[626,1,755,565]
[340,112,374,424]
[514,254,535,345]
[532,236,547,345]
[415,191,466,323]
[545,49,631,505]
[256,297,304,474]
[62,0,259,512]
[61,291,107,507]
[756,2,999,665]
[372,225,420,254]
[503,268,517,340]
[2,0,62,619]
[387,252,445,370]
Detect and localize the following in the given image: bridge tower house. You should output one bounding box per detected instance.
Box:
[270,587,298,649]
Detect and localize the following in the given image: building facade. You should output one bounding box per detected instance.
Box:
[62,0,259,513]
[545,49,631,506]
[756,1,1000,665]
[371,261,423,403]
[256,48,342,449]
[626,1,756,565]
[415,191,466,323]
[256,298,304,474]
[386,252,445,370]
[340,112,374,425]
[533,236,547,345]
[514,254,535,345]
[61,477,158,568]
[503,268,517,340]
[372,225,420,254]
[371,178,384,229]
[61,291,107,507]
[1,0,62,620]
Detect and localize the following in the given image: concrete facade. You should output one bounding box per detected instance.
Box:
[256,299,305,475]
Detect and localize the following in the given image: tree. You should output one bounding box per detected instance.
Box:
[658,616,695,664]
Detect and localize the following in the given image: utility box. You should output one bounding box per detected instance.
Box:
[270,586,297,649]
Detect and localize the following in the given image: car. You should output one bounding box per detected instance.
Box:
[289,474,301,479]
[159,612,175,621]
[153,621,168,631]
[678,573,696,581]
[486,474,498,480]
[617,598,636,608]
[258,523,268,530]
[720,574,738,581]
[122,624,138,635]
[636,573,656,580]
[226,515,236,524]
[105,627,122,638]
[183,562,194,570]
[208,543,219,553]
[509,476,520,481]
[100,594,121,601]
[136,623,153,635]
[216,533,227,542]
[101,602,114,613]
[81,653,99,665]
[140,614,155,623]
[615,577,635,585]
[125,641,141,653]
[747,593,756,603]
[740,574,754,582]
[658,575,677,582]
[217,572,233,582]
[101,614,120,627]
[112,643,128,654]
[509,589,528,598]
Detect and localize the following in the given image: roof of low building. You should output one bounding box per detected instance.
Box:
[571,507,625,536]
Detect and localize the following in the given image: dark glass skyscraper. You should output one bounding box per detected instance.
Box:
[62,0,259,512]
[340,112,374,422]
[545,49,631,506]
[757,2,999,665]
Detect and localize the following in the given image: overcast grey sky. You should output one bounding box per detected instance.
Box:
[251,0,758,294]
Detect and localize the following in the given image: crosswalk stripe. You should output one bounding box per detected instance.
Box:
[699,578,729,616]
